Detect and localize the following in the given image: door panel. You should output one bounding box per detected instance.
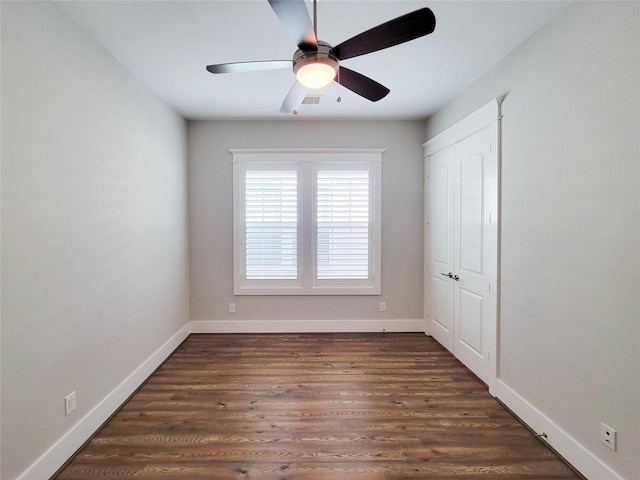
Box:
[458,288,483,355]
[453,126,495,387]
[459,154,484,274]
[428,147,454,352]
[429,156,452,266]
[431,275,453,342]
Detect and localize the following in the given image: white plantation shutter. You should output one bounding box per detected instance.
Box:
[244,170,298,279]
[233,150,381,295]
[316,170,370,279]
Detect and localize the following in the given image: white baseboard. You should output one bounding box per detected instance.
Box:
[190,318,425,334]
[496,379,623,480]
[17,323,192,480]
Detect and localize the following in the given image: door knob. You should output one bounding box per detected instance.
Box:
[440,272,459,281]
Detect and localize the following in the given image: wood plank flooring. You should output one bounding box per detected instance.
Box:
[54,333,581,479]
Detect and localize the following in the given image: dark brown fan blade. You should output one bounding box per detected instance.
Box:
[336,66,390,102]
[206,60,291,74]
[280,81,308,113]
[268,0,317,51]
[332,8,435,61]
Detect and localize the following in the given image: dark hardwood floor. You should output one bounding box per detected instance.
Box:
[54,333,581,479]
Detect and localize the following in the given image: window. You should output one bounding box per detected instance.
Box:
[232,149,383,295]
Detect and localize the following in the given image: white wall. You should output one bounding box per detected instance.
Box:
[189,120,425,331]
[0,2,190,479]
[425,2,639,479]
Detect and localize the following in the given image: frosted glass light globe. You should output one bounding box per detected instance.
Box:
[296,62,336,89]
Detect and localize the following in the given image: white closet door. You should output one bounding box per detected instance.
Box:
[424,99,500,394]
[452,125,497,388]
[428,146,455,352]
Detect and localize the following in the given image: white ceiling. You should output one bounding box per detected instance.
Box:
[55,0,569,120]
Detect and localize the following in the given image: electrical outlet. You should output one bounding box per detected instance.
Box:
[65,391,77,416]
[379,302,386,312]
[229,303,236,313]
[600,423,617,451]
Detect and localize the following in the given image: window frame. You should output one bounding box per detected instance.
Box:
[232,149,383,295]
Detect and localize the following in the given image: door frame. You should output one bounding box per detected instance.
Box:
[423,98,502,395]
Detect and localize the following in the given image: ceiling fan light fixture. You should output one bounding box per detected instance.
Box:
[293,42,338,90]
[296,61,336,89]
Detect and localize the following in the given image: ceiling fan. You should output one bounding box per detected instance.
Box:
[206,0,436,113]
